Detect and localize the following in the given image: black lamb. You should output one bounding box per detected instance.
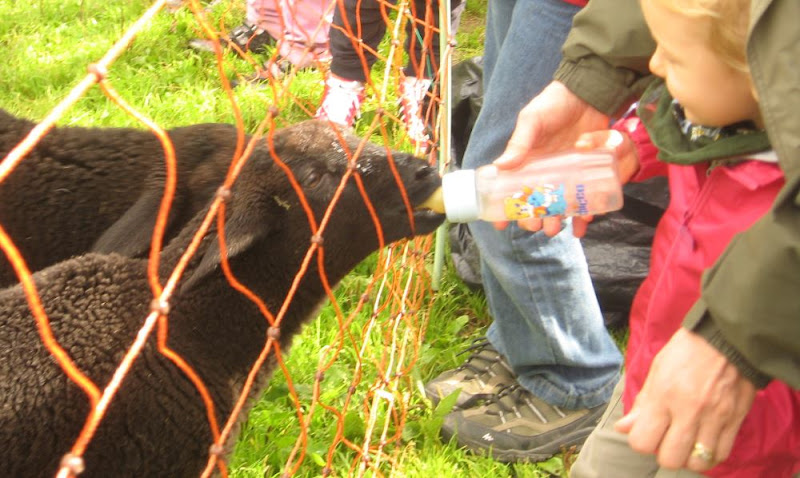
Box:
[0,108,242,287]
[0,120,444,477]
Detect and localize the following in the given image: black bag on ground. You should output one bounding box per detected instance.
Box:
[447,56,485,290]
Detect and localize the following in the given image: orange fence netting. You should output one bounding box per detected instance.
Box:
[0,0,457,476]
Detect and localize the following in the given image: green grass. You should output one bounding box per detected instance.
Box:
[453,0,488,62]
[0,0,323,130]
[1,1,621,476]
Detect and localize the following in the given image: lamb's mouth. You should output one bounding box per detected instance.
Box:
[413,208,445,219]
[404,185,445,232]
[414,187,444,213]
[410,208,445,234]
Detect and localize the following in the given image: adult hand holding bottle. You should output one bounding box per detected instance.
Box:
[493,81,636,237]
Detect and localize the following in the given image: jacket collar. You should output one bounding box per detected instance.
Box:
[636,80,771,165]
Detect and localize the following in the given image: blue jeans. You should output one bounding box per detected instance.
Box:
[461,0,622,410]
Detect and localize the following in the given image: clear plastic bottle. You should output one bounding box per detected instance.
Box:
[421,150,623,223]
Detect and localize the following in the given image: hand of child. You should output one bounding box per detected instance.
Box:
[561,129,640,237]
[575,129,641,184]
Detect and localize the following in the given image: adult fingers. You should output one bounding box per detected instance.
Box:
[492,220,510,231]
[683,362,755,471]
[517,216,543,232]
[621,396,671,456]
[650,397,728,473]
[681,387,747,472]
[574,131,613,150]
[654,370,725,470]
[542,216,564,237]
[570,216,592,237]
[627,410,670,456]
[684,426,722,472]
[712,379,757,466]
[614,406,638,434]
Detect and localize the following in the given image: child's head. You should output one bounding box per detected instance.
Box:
[654,0,749,72]
[640,0,762,128]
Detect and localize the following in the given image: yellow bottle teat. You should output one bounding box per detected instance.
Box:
[418,187,445,213]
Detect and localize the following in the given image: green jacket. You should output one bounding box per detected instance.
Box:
[554,0,800,389]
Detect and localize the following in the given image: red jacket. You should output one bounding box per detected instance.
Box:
[616,117,800,477]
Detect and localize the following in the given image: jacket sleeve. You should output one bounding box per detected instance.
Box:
[683,0,800,389]
[553,0,656,116]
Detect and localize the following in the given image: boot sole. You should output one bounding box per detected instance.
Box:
[449,424,594,463]
[441,403,606,463]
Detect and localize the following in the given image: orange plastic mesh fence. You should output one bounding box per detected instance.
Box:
[0,0,455,476]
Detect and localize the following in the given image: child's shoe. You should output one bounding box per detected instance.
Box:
[398,76,433,153]
[314,76,366,129]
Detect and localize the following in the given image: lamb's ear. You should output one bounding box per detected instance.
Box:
[92,189,172,257]
[180,208,267,292]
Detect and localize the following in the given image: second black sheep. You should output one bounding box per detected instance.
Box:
[0,109,241,287]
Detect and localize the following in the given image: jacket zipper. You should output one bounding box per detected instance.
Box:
[682,164,719,227]
[641,164,719,333]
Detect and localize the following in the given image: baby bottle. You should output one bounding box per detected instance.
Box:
[421,149,623,223]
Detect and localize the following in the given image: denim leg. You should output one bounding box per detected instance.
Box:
[461,0,622,410]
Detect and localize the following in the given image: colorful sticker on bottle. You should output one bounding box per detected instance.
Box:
[503,183,569,219]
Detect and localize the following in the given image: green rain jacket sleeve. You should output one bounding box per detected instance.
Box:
[553,0,655,116]
[555,0,800,389]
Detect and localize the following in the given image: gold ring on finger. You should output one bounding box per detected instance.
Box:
[691,442,714,463]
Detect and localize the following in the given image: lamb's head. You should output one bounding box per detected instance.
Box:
[271,120,444,238]
[184,120,445,292]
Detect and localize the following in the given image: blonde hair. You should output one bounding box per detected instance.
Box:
[650,0,750,72]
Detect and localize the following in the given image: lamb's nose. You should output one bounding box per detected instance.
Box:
[393,153,437,180]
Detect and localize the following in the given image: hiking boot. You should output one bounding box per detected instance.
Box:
[441,384,608,462]
[424,338,516,409]
[397,76,432,153]
[314,76,366,128]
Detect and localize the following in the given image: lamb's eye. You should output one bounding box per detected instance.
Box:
[304,171,323,188]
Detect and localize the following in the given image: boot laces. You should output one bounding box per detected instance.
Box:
[398,77,432,150]
[315,77,365,128]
